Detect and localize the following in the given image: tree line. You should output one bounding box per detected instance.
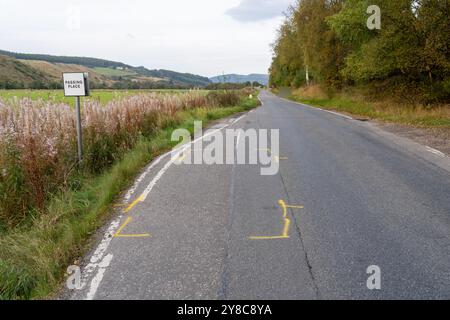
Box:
[0,50,212,88]
[205,82,264,90]
[0,49,129,69]
[0,79,201,90]
[269,0,450,103]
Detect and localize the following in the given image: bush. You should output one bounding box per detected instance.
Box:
[206,90,243,107]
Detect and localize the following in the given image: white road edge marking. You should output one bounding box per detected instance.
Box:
[85,254,113,300]
[270,93,450,160]
[124,153,170,201]
[72,218,120,299]
[276,95,353,120]
[425,146,446,158]
[320,109,353,120]
[140,114,247,201]
[79,111,250,300]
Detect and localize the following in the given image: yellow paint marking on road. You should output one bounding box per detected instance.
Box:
[114,216,132,235]
[274,156,288,163]
[285,204,304,209]
[174,153,187,164]
[124,194,145,213]
[114,216,151,238]
[258,148,287,163]
[249,235,290,240]
[115,234,151,238]
[249,199,303,241]
[278,200,291,238]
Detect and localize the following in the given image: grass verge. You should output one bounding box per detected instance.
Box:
[0,95,260,300]
[288,87,450,128]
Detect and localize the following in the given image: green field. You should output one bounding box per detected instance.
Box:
[92,67,137,77]
[0,89,207,106]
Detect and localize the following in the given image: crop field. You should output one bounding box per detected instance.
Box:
[0,89,208,106]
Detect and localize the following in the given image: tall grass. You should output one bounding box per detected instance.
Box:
[0,89,209,107]
[290,85,450,128]
[0,91,245,229]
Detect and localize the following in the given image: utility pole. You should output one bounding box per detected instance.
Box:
[304,50,310,86]
[306,66,310,86]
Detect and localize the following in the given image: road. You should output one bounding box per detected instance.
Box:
[69,90,450,300]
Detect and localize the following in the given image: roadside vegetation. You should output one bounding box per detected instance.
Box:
[0,88,260,299]
[0,89,208,107]
[289,85,450,128]
[270,0,450,119]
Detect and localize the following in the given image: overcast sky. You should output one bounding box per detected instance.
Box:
[0,0,294,77]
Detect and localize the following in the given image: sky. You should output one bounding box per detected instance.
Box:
[0,0,294,77]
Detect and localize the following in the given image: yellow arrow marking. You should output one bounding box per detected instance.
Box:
[114,216,151,238]
[124,194,145,213]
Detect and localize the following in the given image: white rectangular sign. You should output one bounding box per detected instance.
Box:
[63,73,86,97]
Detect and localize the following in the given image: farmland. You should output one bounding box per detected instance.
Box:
[0,89,208,106]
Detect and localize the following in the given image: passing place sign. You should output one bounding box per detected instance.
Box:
[63,73,87,97]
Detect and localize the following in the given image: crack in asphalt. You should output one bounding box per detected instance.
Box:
[218,130,239,300]
[218,161,235,300]
[259,95,321,298]
[277,136,322,300]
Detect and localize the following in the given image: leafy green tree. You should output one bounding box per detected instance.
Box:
[269,0,450,102]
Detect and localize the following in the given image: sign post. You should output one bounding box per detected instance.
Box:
[75,96,83,162]
[63,72,89,163]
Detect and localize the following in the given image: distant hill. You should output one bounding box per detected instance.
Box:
[0,50,129,69]
[0,54,126,89]
[0,49,211,89]
[134,67,211,87]
[0,55,51,87]
[210,74,269,86]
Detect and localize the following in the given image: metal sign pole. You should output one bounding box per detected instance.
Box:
[75,96,83,163]
[63,72,88,164]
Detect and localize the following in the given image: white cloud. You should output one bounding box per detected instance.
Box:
[0,0,293,77]
[226,0,292,22]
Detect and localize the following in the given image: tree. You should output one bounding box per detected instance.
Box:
[269,0,450,103]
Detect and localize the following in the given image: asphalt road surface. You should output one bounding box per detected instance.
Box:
[69,90,450,300]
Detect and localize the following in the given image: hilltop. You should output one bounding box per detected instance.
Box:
[0,49,211,89]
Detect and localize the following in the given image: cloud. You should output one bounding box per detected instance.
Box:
[226,0,292,22]
[0,0,282,76]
